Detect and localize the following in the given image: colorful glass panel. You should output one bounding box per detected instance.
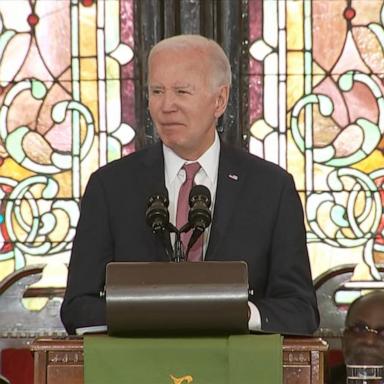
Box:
[1,0,383,314]
[249,0,384,304]
[0,0,135,302]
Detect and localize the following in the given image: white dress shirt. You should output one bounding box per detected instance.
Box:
[163,132,220,255]
[162,131,261,331]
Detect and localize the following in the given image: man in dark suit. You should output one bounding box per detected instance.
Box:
[61,34,319,336]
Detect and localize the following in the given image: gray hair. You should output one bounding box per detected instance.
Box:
[148,34,232,88]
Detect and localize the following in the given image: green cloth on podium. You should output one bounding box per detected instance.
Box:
[84,334,282,384]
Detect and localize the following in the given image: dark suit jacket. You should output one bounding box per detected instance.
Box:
[61,141,319,335]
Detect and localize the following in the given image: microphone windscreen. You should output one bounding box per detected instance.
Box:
[189,184,211,207]
[145,190,170,232]
[147,187,169,207]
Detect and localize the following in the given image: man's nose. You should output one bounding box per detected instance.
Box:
[161,91,177,112]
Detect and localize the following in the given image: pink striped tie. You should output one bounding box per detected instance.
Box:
[176,163,203,261]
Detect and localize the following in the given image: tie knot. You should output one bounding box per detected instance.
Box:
[183,162,201,181]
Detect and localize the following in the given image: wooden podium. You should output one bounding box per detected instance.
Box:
[31,336,328,384]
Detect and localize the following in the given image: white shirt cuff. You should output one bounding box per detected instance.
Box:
[248,301,262,331]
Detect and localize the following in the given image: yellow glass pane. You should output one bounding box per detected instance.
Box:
[287,130,305,190]
[55,171,73,198]
[0,260,15,281]
[2,158,35,181]
[106,56,120,79]
[79,3,97,57]
[286,0,304,50]
[353,150,384,174]
[80,78,99,131]
[308,242,362,280]
[48,209,70,243]
[80,57,98,81]
[287,51,304,75]
[80,139,100,193]
[287,72,304,110]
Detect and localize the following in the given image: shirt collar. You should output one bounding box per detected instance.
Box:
[163,131,220,185]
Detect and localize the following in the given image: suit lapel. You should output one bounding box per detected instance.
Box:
[205,143,246,260]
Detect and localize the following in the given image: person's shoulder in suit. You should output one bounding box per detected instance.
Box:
[99,142,162,173]
[85,142,163,191]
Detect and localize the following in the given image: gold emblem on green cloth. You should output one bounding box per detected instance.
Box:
[170,374,193,383]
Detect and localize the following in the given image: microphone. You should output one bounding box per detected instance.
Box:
[145,192,170,234]
[146,191,175,261]
[186,185,212,254]
[188,184,212,231]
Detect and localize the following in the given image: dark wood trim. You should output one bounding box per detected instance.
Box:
[31,336,328,384]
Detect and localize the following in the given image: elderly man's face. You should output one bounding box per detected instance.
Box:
[342,294,384,365]
[148,48,228,160]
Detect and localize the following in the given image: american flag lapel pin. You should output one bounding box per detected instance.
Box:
[228,174,238,181]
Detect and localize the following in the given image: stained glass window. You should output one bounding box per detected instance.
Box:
[0,0,383,315]
[249,0,384,304]
[0,0,135,307]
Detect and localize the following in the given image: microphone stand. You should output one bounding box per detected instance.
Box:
[160,222,208,263]
[168,223,194,262]
[166,223,186,262]
[156,222,190,263]
[173,223,194,262]
[173,229,184,262]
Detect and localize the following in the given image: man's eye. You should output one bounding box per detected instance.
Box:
[151,89,162,95]
[177,89,190,95]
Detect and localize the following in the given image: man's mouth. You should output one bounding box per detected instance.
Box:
[161,122,184,126]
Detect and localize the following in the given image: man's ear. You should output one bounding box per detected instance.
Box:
[214,85,230,118]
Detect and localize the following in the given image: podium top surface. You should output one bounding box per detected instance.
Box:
[30,336,328,352]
